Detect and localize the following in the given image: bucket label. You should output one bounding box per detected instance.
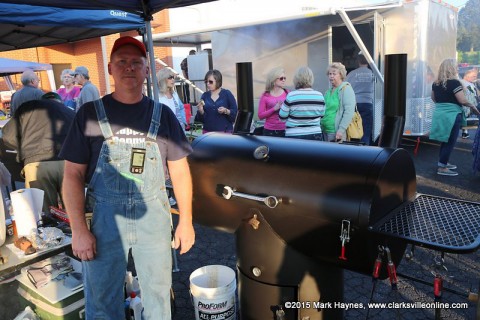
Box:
[198,305,235,320]
[198,300,228,310]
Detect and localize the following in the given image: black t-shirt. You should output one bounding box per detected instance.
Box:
[59,94,192,183]
[432,79,463,105]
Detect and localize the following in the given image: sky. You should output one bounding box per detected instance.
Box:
[444,0,468,7]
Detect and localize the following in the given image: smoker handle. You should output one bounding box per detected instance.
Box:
[222,186,280,209]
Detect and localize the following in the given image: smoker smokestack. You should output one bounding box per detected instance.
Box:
[233,62,254,134]
[378,54,407,148]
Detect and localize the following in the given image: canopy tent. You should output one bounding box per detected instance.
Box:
[0,1,217,14]
[0,57,52,75]
[0,0,218,100]
[0,4,145,52]
[0,57,55,91]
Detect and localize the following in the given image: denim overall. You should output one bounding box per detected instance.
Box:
[83,99,172,320]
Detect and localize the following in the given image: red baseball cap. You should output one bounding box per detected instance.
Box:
[111,36,147,58]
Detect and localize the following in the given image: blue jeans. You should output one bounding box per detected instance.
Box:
[439,113,462,166]
[263,128,286,137]
[287,133,323,141]
[357,103,373,145]
[83,100,172,320]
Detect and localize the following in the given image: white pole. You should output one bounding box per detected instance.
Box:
[336,9,384,83]
[145,20,160,102]
[155,58,204,95]
[100,36,111,94]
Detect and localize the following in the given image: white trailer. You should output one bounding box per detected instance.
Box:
[156,0,458,138]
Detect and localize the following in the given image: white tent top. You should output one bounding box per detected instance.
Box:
[0,57,55,91]
[0,57,52,76]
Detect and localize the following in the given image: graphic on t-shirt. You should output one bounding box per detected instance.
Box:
[112,128,146,144]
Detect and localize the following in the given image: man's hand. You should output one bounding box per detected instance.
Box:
[174,220,195,254]
[168,157,194,255]
[72,228,96,261]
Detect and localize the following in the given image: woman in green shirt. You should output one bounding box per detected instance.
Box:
[321,62,356,142]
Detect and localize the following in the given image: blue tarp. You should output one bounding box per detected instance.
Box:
[0,1,215,16]
[0,4,143,29]
[0,0,217,98]
[0,1,216,52]
[0,3,145,51]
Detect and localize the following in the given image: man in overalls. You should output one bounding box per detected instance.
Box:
[60,36,195,319]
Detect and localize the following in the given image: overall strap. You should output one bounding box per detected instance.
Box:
[93,98,114,140]
[147,100,163,140]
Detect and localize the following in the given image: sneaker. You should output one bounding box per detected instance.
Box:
[462,132,469,139]
[437,167,458,176]
[445,163,457,170]
[438,162,457,170]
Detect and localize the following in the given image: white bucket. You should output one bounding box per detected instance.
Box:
[190,265,236,320]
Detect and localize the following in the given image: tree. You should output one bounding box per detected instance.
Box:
[457,0,480,52]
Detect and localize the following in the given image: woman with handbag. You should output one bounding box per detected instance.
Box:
[430,59,479,176]
[321,62,356,142]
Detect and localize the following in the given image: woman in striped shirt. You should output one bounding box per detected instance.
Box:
[279,66,325,140]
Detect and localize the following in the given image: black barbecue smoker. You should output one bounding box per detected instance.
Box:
[188,56,480,319]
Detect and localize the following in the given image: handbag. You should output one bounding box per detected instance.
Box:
[346,106,363,141]
[463,106,471,118]
[461,80,476,118]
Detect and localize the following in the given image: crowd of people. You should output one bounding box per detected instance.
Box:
[255,55,372,144]
[4,52,480,212]
[185,53,371,144]
[1,39,480,319]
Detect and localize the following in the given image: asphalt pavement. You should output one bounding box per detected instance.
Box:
[1,128,479,320]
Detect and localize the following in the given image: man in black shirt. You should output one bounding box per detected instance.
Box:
[60,36,194,319]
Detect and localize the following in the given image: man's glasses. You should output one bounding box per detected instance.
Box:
[168,75,175,80]
[205,80,214,84]
[278,77,287,81]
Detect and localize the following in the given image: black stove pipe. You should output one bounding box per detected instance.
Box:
[233,62,254,134]
[378,54,407,148]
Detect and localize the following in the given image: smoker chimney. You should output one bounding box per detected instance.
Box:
[233,62,254,134]
[378,54,407,148]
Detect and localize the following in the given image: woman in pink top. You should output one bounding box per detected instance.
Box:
[258,67,288,137]
[56,69,81,111]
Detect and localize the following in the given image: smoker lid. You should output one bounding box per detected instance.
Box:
[370,193,480,253]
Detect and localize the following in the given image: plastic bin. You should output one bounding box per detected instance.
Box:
[16,254,84,320]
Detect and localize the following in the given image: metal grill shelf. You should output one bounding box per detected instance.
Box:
[371,193,480,253]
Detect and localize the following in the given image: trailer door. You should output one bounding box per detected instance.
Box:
[309,27,332,93]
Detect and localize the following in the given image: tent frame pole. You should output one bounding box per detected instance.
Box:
[145,20,159,102]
